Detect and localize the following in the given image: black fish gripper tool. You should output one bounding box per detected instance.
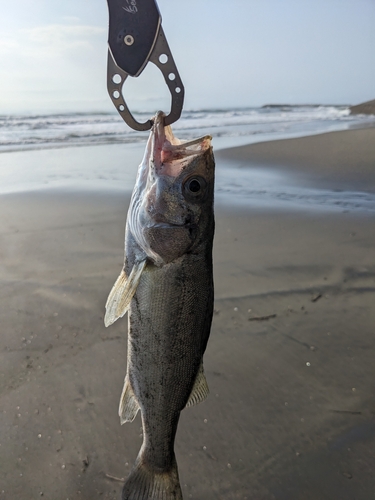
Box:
[106,0,185,131]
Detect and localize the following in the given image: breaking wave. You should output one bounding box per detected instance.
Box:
[0,105,373,153]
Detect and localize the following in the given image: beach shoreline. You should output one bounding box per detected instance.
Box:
[1,126,375,214]
[1,126,375,499]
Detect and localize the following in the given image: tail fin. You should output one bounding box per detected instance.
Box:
[122,455,182,500]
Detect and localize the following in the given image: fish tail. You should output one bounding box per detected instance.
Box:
[122,455,182,500]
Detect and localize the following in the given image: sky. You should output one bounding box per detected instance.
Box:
[0,0,374,114]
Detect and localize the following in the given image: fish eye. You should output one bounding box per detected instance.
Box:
[188,179,201,193]
[183,176,207,198]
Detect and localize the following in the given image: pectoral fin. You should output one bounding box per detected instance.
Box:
[185,361,209,408]
[119,376,140,424]
[104,260,146,327]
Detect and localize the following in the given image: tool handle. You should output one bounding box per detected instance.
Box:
[107,0,161,77]
[106,0,185,130]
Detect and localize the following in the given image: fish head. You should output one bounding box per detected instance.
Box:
[128,112,215,265]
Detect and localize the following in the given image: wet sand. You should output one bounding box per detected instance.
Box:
[217,127,375,192]
[1,128,375,499]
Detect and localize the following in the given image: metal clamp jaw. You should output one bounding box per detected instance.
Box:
[106,0,184,131]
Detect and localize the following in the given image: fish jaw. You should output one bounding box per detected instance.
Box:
[127,112,214,266]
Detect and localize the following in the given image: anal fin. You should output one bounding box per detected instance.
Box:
[119,376,140,425]
[185,361,209,408]
[104,260,146,327]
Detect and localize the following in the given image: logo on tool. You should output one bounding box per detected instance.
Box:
[123,0,138,13]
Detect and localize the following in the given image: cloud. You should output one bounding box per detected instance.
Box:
[0,23,108,112]
[62,16,81,24]
[0,36,19,55]
[0,23,106,63]
[25,24,106,52]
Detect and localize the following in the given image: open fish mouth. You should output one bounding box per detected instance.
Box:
[150,111,212,178]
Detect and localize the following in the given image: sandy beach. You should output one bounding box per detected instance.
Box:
[1,127,375,499]
[217,127,375,193]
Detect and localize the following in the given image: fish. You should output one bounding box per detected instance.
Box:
[104,111,215,500]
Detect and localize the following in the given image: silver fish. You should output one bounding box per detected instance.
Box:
[105,111,215,500]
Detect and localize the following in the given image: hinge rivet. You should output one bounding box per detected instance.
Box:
[124,35,134,46]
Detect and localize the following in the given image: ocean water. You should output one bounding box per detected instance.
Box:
[0,106,375,212]
[1,105,374,153]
